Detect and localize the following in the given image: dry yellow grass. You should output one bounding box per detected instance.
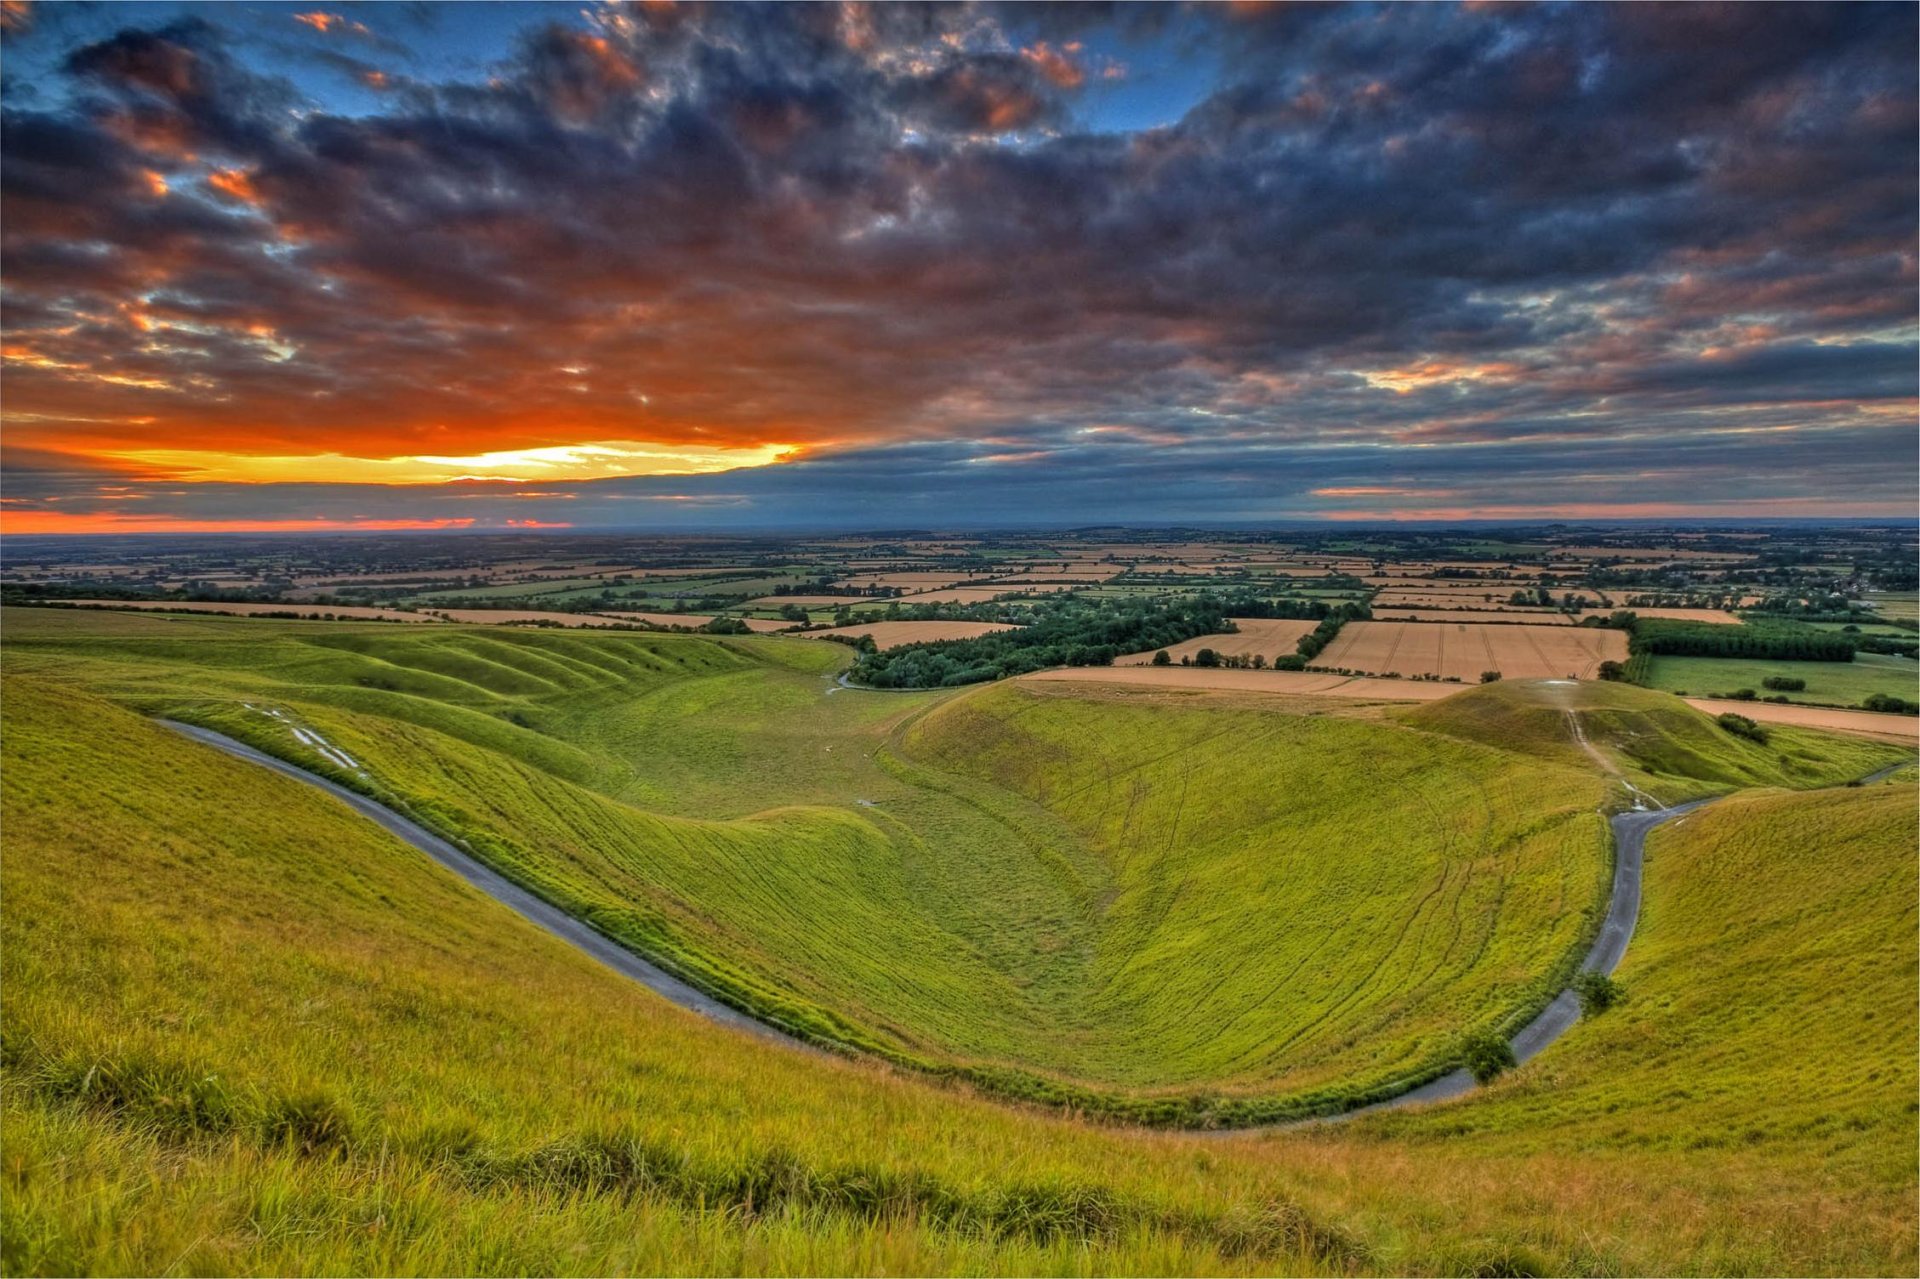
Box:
[804,619,1021,648]
[1684,697,1920,742]
[1116,617,1320,665]
[1318,621,1627,680]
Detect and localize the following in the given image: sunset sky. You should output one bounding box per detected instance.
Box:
[2,0,1914,532]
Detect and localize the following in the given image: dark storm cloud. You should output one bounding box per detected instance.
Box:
[1,0,1914,528]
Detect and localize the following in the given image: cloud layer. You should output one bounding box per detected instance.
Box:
[2,0,1914,530]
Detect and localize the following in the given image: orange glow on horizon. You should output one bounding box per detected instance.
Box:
[0,512,493,535]
[97,440,801,486]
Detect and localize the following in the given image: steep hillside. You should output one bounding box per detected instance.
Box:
[3,609,1619,1122]
[1403,678,1903,801]
[4,676,1913,1275]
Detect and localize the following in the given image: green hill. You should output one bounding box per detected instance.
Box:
[3,673,1913,1275]
[0,609,1627,1121]
[1403,678,1898,802]
[3,609,1907,1128]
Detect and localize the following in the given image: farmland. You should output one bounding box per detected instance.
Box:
[801,619,1023,649]
[1642,651,1920,708]
[1317,620,1628,681]
[1116,617,1319,665]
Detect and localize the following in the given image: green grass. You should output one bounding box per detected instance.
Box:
[1642,651,1919,709]
[1404,677,1907,803]
[900,683,1614,1107]
[0,607,1633,1123]
[5,675,1914,1274]
[3,607,1906,1127]
[1355,779,1918,1268]
[7,672,1912,1267]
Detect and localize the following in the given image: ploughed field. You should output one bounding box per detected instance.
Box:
[1317,619,1629,680]
[1115,616,1318,665]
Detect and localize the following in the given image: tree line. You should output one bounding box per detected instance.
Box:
[846,597,1235,689]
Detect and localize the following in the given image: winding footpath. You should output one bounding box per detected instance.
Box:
[160,716,1889,1127]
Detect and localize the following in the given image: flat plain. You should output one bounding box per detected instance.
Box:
[1317,620,1629,680]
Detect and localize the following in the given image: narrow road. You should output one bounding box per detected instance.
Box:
[1330,798,1708,1118]
[161,720,805,1050]
[162,715,1900,1128]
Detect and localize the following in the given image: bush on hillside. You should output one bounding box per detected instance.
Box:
[1479,670,1502,684]
[1461,1031,1517,1084]
[1761,676,1805,691]
[1572,971,1623,1017]
[1716,712,1769,743]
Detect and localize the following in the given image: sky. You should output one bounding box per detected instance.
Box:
[1,0,1915,533]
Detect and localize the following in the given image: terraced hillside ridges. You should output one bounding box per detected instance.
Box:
[4,608,1908,1126]
[0,609,1621,1119]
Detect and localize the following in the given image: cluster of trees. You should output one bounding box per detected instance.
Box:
[847,597,1233,689]
[1863,693,1919,715]
[1630,619,1856,662]
[1294,604,1367,661]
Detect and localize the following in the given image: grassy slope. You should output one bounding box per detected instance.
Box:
[899,682,1613,1102]
[1402,677,1906,803]
[0,608,1642,1121]
[4,678,1914,1275]
[1642,651,1919,708]
[1337,778,1918,1272]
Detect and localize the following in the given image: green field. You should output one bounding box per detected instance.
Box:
[3,607,1905,1125]
[4,673,1914,1274]
[1643,651,1920,708]
[0,608,1643,1121]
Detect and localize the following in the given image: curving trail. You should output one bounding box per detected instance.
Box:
[160,713,1894,1128]
[1328,799,1707,1118]
[161,720,806,1051]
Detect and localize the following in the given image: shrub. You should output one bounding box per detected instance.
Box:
[1479,670,1502,683]
[1461,1031,1516,1084]
[1596,660,1626,682]
[1194,648,1220,668]
[1572,971,1623,1017]
[1151,650,1171,666]
[1863,693,1919,715]
[1716,712,1769,743]
[1274,654,1307,671]
[1761,676,1805,692]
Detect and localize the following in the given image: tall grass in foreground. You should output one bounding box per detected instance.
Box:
[3,674,1915,1275]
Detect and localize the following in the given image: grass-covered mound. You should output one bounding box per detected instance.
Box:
[1403,678,1902,802]
[4,675,1914,1275]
